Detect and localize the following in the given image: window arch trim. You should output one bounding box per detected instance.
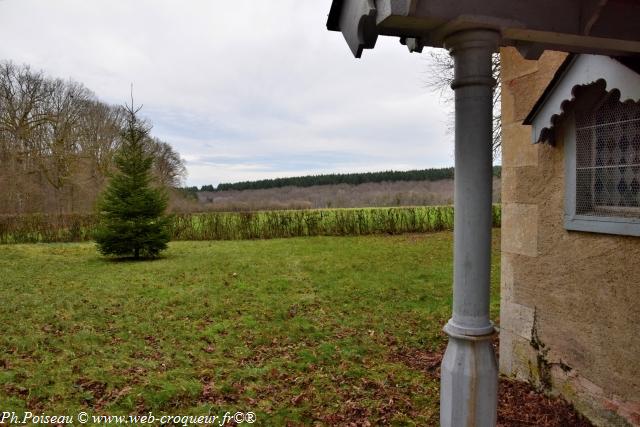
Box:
[526,54,640,145]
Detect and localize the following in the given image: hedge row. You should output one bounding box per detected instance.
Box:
[0,205,501,244]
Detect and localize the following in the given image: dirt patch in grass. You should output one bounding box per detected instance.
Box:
[391,344,444,379]
[313,374,428,426]
[390,339,593,427]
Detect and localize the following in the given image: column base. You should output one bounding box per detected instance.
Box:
[445,319,496,337]
[440,328,498,427]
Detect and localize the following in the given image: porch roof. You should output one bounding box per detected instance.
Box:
[326,0,640,58]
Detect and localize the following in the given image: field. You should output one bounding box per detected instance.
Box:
[0,231,501,425]
[191,178,502,212]
[0,205,501,244]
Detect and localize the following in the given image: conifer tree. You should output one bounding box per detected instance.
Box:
[94,104,170,259]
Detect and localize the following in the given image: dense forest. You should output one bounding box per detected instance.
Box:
[0,62,186,214]
[191,166,502,193]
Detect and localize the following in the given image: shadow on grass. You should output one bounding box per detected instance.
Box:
[96,254,170,263]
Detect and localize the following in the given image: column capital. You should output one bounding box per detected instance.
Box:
[444,29,501,53]
[444,29,501,90]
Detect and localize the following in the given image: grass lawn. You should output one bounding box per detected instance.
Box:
[0,231,500,426]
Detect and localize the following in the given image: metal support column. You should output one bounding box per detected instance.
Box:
[440,29,500,427]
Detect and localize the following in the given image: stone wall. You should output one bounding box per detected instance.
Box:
[499,47,640,426]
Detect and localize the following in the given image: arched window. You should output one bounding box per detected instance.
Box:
[565,86,640,235]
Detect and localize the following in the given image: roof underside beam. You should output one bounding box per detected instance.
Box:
[327,0,640,58]
[580,0,608,36]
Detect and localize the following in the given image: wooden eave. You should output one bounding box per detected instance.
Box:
[327,0,640,58]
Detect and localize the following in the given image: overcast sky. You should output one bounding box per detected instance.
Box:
[0,0,454,187]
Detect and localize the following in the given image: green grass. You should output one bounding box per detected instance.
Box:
[0,231,500,426]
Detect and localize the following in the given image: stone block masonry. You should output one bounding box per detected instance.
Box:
[499,47,640,427]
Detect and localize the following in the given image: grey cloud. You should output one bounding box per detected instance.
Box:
[0,0,453,186]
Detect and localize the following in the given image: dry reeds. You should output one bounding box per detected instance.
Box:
[0,205,501,244]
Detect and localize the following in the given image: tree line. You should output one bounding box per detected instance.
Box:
[0,61,186,215]
[190,166,502,194]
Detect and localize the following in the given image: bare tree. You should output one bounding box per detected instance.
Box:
[425,49,502,156]
[0,62,51,212]
[76,100,124,186]
[146,137,187,188]
[0,60,188,214]
[39,79,93,212]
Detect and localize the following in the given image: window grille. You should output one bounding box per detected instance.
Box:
[574,95,640,219]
